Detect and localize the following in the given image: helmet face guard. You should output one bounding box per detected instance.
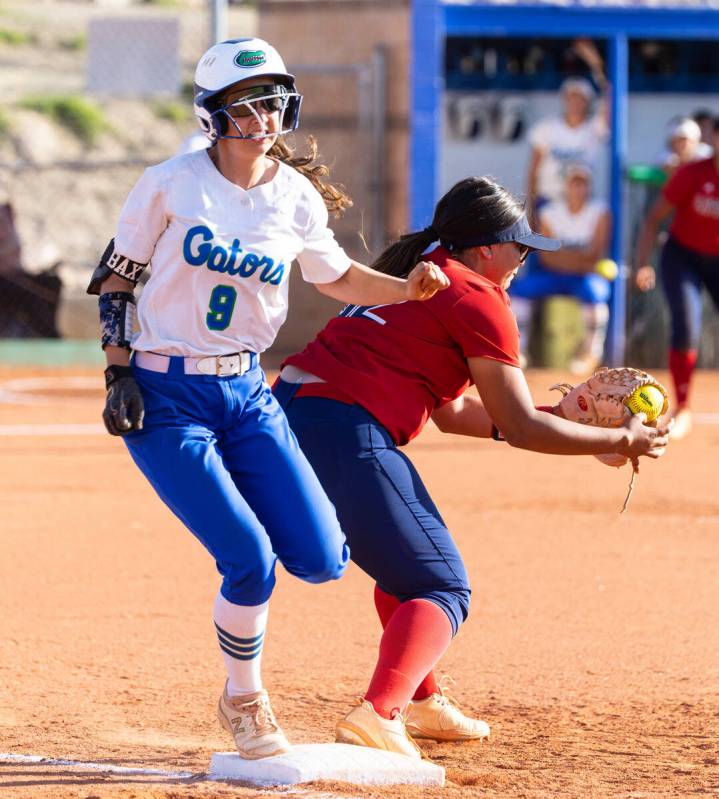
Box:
[210,83,302,141]
[193,38,303,144]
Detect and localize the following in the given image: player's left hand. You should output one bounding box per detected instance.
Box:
[550,367,670,468]
[405,260,450,301]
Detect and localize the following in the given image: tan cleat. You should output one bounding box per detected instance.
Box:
[405,685,490,742]
[217,684,292,760]
[669,407,692,440]
[335,698,423,760]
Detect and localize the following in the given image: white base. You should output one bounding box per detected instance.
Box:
[209,743,445,786]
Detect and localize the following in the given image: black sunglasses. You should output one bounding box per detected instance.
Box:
[224,85,287,118]
[514,243,530,264]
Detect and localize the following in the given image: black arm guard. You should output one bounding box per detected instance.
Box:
[87,239,148,295]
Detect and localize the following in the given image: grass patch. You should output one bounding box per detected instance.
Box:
[0,28,33,45]
[20,95,109,145]
[180,80,195,103]
[0,107,10,139]
[152,100,190,124]
[58,33,86,51]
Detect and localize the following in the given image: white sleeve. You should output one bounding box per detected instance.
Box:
[591,114,609,141]
[589,199,609,227]
[539,202,558,229]
[528,118,550,151]
[296,188,351,283]
[591,198,609,215]
[114,167,169,263]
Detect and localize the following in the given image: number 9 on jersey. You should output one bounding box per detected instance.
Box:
[207,285,238,331]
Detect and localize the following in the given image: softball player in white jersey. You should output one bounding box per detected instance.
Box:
[88,37,448,760]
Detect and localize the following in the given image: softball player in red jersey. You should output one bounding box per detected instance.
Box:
[87,37,447,760]
[635,117,719,439]
[274,176,669,757]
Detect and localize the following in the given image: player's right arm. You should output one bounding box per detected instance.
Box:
[99,273,135,367]
[431,391,494,438]
[634,196,675,291]
[467,357,668,462]
[87,167,166,435]
[525,146,543,224]
[87,244,148,436]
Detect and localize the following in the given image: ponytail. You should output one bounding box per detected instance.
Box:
[368,226,438,279]
[268,136,353,218]
[371,177,524,278]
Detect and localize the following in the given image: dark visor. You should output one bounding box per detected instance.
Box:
[448,215,561,252]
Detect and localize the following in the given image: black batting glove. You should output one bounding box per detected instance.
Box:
[103,365,145,436]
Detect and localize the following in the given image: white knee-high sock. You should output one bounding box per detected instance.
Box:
[213,592,268,697]
[511,297,533,356]
[580,302,609,360]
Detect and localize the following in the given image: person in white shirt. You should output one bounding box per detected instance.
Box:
[526,42,609,220]
[655,116,713,179]
[86,37,448,761]
[511,163,612,374]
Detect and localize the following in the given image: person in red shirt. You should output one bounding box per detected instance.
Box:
[274,176,670,758]
[635,117,719,439]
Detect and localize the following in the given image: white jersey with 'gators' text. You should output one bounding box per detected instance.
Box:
[114,149,351,356]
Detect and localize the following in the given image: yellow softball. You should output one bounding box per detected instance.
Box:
[625,385,664,423]
[594,258,619,281]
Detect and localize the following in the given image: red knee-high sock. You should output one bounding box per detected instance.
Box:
[373,584,401,627]
[365,597,452,719]
[373,586,439,701]
[669,349,698,408]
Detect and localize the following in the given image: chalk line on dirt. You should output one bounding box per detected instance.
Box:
[0,376,100,406]
[0,424,106,436]
[0,752,355,797]
[0,752,196,778]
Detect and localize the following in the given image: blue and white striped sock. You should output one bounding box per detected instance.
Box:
[213,592,268,697]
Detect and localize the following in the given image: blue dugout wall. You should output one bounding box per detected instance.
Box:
[411,2,719,365]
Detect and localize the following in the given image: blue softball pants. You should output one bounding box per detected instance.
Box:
[274,386,471,636]
[510,264,611,304]
[660,236,719,350]
[123,357,349,606]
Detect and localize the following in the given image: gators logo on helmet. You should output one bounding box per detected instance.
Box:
[235,50,266,68]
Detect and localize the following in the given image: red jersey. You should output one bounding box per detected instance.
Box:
[284,247,520,445]
[664,158,719,256]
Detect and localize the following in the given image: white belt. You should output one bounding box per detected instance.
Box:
[279,365,325,384]
[135,350,255,377]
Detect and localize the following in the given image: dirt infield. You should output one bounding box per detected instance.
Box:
[1,366,718,799]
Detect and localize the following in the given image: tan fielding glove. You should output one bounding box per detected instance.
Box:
[551,367,669,468]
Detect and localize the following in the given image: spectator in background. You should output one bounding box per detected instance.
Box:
[692,109,715,148]
[655,116,713,179]
[512,163,611,374]
[635,117,719,439]
[525,39,609,221]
